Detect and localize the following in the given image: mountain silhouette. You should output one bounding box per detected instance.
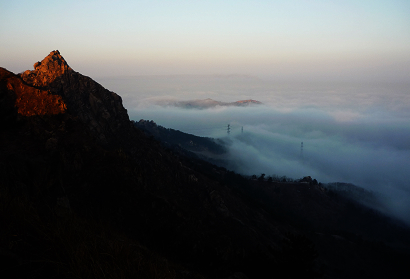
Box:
[1,51,410,279]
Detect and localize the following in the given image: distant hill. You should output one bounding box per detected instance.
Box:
[134,119,227,155]
[160,98,262,109]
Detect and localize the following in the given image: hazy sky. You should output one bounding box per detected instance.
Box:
[1,0,410,81]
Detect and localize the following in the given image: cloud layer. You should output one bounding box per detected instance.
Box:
[102,76,410,224]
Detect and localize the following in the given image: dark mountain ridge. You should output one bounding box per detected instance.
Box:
[133,119,230,167]
[0,51,286,278]
[1,51,410,279]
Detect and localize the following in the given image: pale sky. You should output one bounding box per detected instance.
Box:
[1,0,409,81]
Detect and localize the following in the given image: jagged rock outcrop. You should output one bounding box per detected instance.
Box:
[20,50,72,87]
[19,50,132,146]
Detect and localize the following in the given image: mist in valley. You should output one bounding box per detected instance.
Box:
[99,75,410,225]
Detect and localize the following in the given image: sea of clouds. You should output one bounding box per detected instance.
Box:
[98,75,410,225]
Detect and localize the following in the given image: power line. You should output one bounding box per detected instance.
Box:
[179,126,226,131]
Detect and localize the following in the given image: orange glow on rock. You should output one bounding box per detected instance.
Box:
[1,67,67,116]
[14,85,67,116]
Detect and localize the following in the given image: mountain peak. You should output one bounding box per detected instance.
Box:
[2,51,132,146]
[34,50,71,71]
[20,50,72,87]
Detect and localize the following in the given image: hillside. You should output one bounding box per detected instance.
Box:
[1,51,410,279]
[134,119,229,166]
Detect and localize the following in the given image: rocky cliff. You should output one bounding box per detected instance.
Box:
[18,50,133,146]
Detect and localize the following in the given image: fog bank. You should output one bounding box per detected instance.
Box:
[99,76,410,225]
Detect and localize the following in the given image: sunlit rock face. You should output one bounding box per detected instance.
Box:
[0,67,66,117]
[20,50,72,87]
[17,50,133,146]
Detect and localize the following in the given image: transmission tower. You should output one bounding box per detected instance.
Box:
[227,124,231,135]
[300,142,304,161]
